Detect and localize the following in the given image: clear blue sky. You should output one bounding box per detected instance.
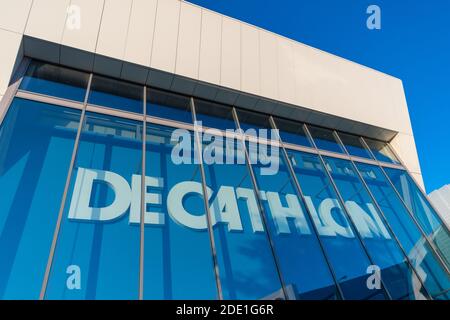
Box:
[188,0,450,193]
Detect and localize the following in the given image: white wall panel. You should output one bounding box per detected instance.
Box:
[277,38,295,104]
[0,0,33,33]
[150,0,180,73]
[259,30,278,101]
[198,9,221,85]
[241,24,259,96]
[25,0,70,43]
[175,2,201,79]
[96,0,132,60]
[220,16,240,90]
[124,0,157,67]
[62,0,104,52]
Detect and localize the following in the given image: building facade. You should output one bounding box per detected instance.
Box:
[430,186,450,226]
[0,0,449,300]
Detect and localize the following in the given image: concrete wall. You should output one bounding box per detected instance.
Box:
[0,0,424,187]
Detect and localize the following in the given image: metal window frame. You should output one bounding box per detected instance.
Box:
[360,138,450,275]
[190,97,224,300]
[39,73,93,299]
[379,140,450,232]
[303,124,394,300]
[333,131,433,300]
[231,107,289,300]
[269,116,344,300]
[3,58,446,301]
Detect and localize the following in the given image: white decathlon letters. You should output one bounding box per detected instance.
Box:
[129,175,165,225]
[167,181,209,230]
[266,192,311,235]
[68,168,131,222]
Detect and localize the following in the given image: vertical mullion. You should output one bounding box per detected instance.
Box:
[360,138,450,274]
[304,125,393,300]
[0,57,31,126]
[139,87,147,300]
[334,132,433,300]
[190,97,223,300]
[39,73,93,300]
[231,108,289,300]
[269,117,344,300]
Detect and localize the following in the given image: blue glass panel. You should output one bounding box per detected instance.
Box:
[324,157,429,300]
[236,110,272,133]
[356,163,450,297]
[194,99,236,131]
[307,125,344,154]
[337,132,373,159]
[273,117,312,148]
[20,61,89,102]
[363,138,400,164]
[202,135,283,299]
[248,144,340,300]
[147,88,192,124]
[0,98,81,299]
[46,113,142,299]
[143,124,217,299]
[287,151,386,300]
[385,168,450,269]
[88,75,143,114]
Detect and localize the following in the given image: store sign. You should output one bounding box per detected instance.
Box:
[68,168,391,239]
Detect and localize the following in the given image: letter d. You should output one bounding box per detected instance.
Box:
[68,168,131,222]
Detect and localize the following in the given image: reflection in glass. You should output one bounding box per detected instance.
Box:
[143,124,217,299]
[287,151,386,300]
[247,143,340,300]
[235,110,272,134]
[202,137,284,299]
[356,163,450,297]
[384,168,450,269]
[46,113,142,299]
[0,98,81,299]
[324,157,429,300]
[88,75,143,114]
[337,133,373,159]
[273,117,312,148]
[194,100,236,131]
[363,138,400,164]
[307,125,344,154]
[20,61,89,102]
[147,88,192,124]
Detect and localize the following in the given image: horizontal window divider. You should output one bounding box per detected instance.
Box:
[16,90,84,111]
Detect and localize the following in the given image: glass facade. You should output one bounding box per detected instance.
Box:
[0,60,449,300]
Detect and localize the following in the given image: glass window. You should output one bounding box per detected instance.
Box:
[363,138,400,164]
[324,157,429,300]
[248,144,340,300]
[0,98,81,299]
[356,163,450,297]
[337,132,373,159]
[193,99,236,131]
[147,88,192,124]
[384,168,450,269]
[307,125,344,154]
[235,109,272,133]
[88,75,143,114]
[46,113,143,299]
[273,117,312,148]
[202,137,284,299]
[20,61,89,102]
[287,151,386,300]
[143,124,217,299]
